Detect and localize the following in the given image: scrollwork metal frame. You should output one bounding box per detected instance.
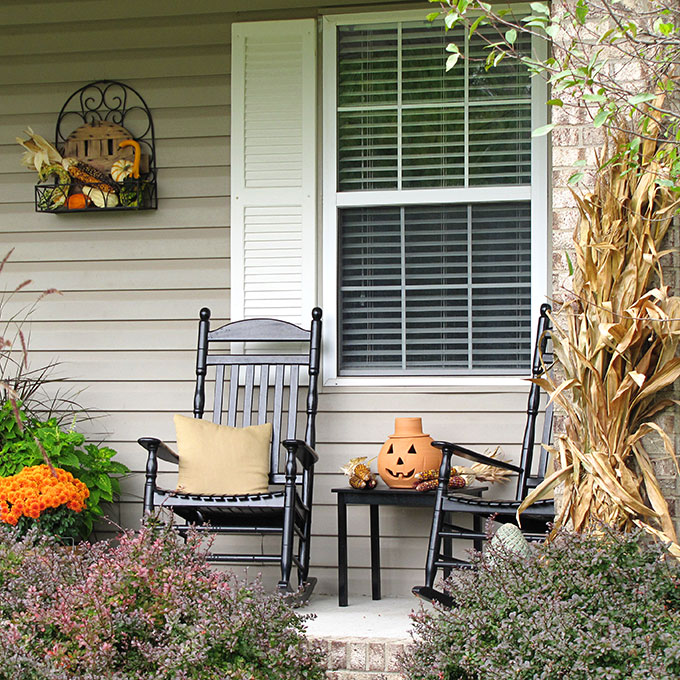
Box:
[35,80,158,213]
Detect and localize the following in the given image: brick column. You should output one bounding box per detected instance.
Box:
[549,6,680,535]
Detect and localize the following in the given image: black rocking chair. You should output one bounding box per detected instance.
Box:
[413,303,554,607]
[138,307,322,600]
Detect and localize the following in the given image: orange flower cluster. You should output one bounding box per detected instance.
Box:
[0,465,89,526]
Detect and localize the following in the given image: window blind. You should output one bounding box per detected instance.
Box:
[337,21,532,192]
[338,203,532,374]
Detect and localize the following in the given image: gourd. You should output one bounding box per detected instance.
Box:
[37,163,70,209]
[66,193,88,210]
[118,139,141,178]
[110,158,135,183]
[83,185,118,208]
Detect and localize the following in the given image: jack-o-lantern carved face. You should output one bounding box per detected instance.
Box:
[382,442,418,481]
[377,418,442,489]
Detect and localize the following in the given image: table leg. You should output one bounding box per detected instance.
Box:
[337,494,348,606]
[370,504,381,601]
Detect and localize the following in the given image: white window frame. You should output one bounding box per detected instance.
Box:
[321,9,550,387]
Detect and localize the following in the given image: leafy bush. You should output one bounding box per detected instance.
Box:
[0,401,128,537]
[0,520,326,680]
[401,527,680,680]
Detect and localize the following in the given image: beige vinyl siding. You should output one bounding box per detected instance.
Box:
[0,0,535,597]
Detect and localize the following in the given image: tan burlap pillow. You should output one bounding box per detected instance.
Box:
[173,415,272,495]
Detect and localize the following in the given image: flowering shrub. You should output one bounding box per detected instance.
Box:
[0,464,89,539]
[0,520,325,679]
[401,527,680,680]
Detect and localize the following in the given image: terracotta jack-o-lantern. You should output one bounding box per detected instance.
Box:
[377,417,442,489]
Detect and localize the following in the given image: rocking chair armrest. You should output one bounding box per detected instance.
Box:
[432,440,522,473]
[137,437,180,465]
[282,439,319,470]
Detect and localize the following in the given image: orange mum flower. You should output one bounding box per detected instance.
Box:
[0,465,89,525]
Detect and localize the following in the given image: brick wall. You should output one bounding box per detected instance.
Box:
[312,637,411,679]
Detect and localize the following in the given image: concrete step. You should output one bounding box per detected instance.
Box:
[303,596,423,680]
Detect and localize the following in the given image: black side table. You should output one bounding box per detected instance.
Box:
[331,485,485,606]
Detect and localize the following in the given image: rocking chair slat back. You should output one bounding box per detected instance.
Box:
[193,309,322,482]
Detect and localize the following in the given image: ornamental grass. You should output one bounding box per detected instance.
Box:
[521,97,680,555]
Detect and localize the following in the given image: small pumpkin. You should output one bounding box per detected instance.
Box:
[110,158,135,183]
[66,193,88,210]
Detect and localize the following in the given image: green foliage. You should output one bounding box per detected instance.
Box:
[12,505,81,542]
[0,401,128,538]
[431,0,680,188]
[401,527,680,679]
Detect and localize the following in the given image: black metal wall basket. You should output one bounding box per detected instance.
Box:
[35,80,158,213]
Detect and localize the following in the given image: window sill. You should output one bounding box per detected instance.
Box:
[322,375,532,391]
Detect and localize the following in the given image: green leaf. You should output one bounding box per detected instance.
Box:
[444,12,459,29]
[97,473,113,501]
[593,108,610,127]
[545,23,559,37]
[655,20,674,36]
[530,2,550,14]
[583,93,607,103]
[56,451,80,467]
[546,98,564,107]
[468,15,488,35]
[568,171,584,185]
[446,53,460,71]
[628,93,656,106]
[655,178,675,188]
[87,487,100,508]
[426,12,441,21]
[575,0,588,24]
[565,251,574,276]
[505,28,517,45]
[531,123,555,137]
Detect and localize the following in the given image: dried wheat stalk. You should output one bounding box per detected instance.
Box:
[520,98,680,557]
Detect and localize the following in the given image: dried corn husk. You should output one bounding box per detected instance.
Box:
[16,127,62,172]
[458,447,514,485]
[520,107,680,557]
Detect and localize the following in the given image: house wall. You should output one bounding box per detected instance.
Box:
[0,0,537,597]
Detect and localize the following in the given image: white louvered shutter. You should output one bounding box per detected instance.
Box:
[231,19,316,324]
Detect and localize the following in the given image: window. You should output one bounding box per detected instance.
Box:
[323,12,548,380]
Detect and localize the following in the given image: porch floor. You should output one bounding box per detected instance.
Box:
[304,594,420,639]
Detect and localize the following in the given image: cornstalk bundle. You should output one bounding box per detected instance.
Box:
[520,100,680,557]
